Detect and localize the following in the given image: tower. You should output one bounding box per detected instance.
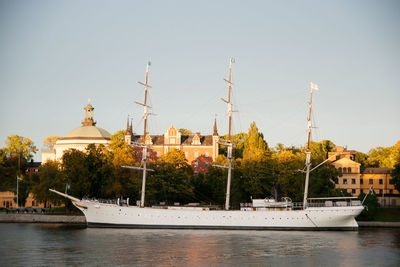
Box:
[81,100,96,126]
[212,117,219,160]
[124,116,133,144]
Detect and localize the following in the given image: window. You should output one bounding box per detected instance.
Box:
[352,189,356,194]
[194,151,199,158]
[360,179,363,184]
[379,179,383,185]
[379,189,383,194]
[360,189,364,194]
[351,179,356,184]
[338,167,342,173]
[369,179,373,184]
[343,168,347,173]
[348,167,351,173]
[343,178,347,184]
[170,138,175,144]
[390,189,393,194]
[205,152,209,157]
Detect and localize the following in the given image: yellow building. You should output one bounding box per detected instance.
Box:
[329,146,400,207]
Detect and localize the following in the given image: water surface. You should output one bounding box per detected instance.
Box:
[0,224,399,266]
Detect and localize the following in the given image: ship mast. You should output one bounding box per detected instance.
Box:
[126,61,153,208]
[303,82,318,209]
[219,58,235,210]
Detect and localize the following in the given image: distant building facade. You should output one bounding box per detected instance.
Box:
[41,102,111,163]
[125,119,220,172]
[329,146,400,207]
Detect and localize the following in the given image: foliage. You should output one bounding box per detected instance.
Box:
[31,161,65,205]
[158,149,190,169]
[4,135,37,160]
[367,141,400,168]
[243,122,269,162]
[354,151,369,167]
[219,132,247,158]
[392,159,400,192]
[178,128,193,135]
[43,136,61,150]
[356,193,380,221]
[109,130,127,150]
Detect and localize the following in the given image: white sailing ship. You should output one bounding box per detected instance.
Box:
[51,60,364,230]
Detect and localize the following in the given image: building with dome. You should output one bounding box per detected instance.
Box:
[41,102,111,163]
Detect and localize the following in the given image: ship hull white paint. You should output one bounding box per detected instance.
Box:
[73,200,364,230]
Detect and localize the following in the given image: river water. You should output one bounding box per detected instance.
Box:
[0,224,399,266]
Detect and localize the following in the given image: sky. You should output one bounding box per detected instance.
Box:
[0,0,399,161]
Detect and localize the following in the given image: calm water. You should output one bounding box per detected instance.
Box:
[0,224,399,266]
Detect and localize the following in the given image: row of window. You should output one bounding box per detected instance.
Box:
[1,200,39,207]
[338,167,352,173]
[339,178,393,185]
[349,189,394,194]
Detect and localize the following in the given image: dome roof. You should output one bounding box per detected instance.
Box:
[65,126,111,139]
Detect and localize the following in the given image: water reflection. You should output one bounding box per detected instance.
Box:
[0,224,399,266]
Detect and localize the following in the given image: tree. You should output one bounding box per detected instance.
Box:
[31,161,65,206]
[354,151,369,167]
[243,122,268,162]
[178,128,193,135]
[4,135,37,160]
[367,141,400,168]
[392,159,400,192]
[220,132,247,158]
[158,149,190,169]
[43,136,61,150]
[109,130,127,150]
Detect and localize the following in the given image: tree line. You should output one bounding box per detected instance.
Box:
[1,124,400,209]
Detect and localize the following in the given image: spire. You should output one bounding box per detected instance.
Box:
[126,115,132,135]
[130,118,133,134]
[81,100,96,126]
[213,117,218,136]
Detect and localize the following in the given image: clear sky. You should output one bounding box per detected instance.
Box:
[1,0,399,161]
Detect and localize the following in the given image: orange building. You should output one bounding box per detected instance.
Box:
[125,119,219,173]
[329,146,400,207]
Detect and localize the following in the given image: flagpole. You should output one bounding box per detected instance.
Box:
[16,176,19,209]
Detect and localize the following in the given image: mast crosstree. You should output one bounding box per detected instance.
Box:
[302,82,319,209]
[216,58,235,210]
[123,62,154,208]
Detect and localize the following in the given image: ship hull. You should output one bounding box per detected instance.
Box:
[74,200,364,231]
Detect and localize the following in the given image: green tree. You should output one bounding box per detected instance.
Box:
[243,122,268,162]
[4,135,37,160]
[146,150,194,205]
[354,151,369,167]
[367,141,400,168]
[31,161,65,206]
[356,193,380,221]
[109,130,127,150]
[392,159,400,192]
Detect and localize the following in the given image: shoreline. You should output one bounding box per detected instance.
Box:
[1,214,400,228]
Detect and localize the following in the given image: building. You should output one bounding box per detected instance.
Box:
[125,118,220,172]
[42,101,111,163]
[329,146,400,207]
